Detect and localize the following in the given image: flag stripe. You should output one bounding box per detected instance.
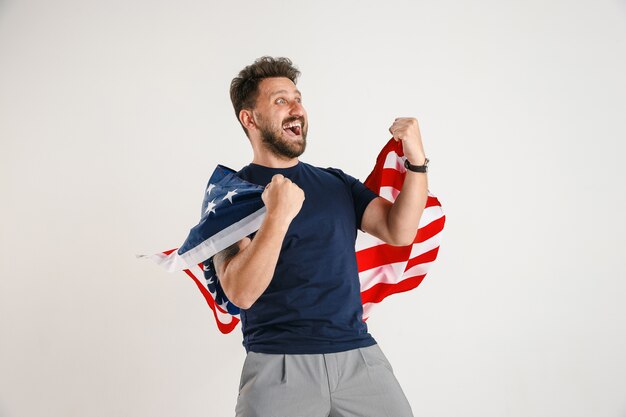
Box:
[425,195,443,209]
[356,216,444,273]
[406,246,440,270]
[379,186,400,202]
[360,274,426,305]
[178,207,267,271]
[383,151,405,170]
[354,232,385,252]
[183,268,240,333]
[356,245,412,272]
[414,215,445,244]
[358,261,408,291]
[379,168,405,192]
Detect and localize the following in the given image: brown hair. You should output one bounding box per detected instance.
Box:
[230,56,301,136]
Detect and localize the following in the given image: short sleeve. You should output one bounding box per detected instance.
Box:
[325,167,379,230]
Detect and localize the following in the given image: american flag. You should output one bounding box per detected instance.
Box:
[358,138,446,319]
[141,138,445,334]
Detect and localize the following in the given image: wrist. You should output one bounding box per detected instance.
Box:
[404,156,429,173]
[264,212,293,233]
[404,153,426,164]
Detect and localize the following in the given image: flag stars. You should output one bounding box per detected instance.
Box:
[205,199,217,215]
[223,189,238,203]
[206,183,215,194]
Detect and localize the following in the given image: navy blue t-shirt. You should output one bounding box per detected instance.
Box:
[236,161,379,354]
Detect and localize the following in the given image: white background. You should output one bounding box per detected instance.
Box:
[1,0,625,416]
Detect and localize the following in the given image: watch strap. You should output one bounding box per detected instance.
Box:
[404,157,429,173]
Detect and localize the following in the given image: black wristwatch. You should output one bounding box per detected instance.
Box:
[404,157,429,173]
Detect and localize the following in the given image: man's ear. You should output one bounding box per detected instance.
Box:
[239,109,255,131]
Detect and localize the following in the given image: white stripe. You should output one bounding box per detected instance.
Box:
[355,230,386,252]
[359,262,433,292]
[382,151,406,171]
[362,302,375,319]
[214,302,238,324]
[410,233,443,259]
[139,207,267,271]
[418,205,445,228]
[136,251,189,272]
[379,186,400,202]
[358,261,407,292]
[180,206,267,268]
[357,231,442,292]
[354,205,444,252]
[402,261,434,281]
[360,264,435,320]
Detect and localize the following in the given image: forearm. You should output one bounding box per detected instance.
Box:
[221,215,289,309]
[386,171,429,245]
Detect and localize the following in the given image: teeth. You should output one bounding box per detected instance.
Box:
[283,121,302,129]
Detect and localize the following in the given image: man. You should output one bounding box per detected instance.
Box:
[214,56,429,417]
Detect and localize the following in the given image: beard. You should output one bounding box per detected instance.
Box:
[257,116,308,160]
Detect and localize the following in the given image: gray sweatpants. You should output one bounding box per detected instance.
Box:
[235,344,414,417]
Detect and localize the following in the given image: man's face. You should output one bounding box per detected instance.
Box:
[251,77,308,159]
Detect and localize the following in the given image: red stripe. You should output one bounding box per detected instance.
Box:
[356,215,445,273]
[356,244,412,272]
[363,139,403,191]
[405,246,440,270]
[415,215,446,244]
[163,248,178,256]
[360,274,426,305]
[183,268,240,334]
[379,168,405,191]
[426,195,442,209]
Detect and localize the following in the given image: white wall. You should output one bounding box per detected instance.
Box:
[1,0,625,416]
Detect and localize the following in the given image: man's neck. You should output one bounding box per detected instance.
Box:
[251,153,299,169]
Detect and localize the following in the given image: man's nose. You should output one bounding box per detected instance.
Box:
[289,101,305,117]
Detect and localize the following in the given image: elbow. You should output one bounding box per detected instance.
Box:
[230,295,255,310]
[391,237,414,247]
[224,291,255,310]
[221,279,257,310]
[384,217,419,247]
[388,230,417,247]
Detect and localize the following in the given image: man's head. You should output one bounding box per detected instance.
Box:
[230,57,308,160]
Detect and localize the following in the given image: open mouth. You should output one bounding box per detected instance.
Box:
[282,120,303,137]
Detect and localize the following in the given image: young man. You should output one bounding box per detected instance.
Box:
[214,56,429,417]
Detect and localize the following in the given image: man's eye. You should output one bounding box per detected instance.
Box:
[296,97,302,103]
[276,98,286,104]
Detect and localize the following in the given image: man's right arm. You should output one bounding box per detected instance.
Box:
[212,174,304,310]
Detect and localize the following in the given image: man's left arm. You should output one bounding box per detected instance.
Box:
[361,117,429,246]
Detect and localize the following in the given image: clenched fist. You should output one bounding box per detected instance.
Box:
[389,117,427,165]
[262,174,305,227]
